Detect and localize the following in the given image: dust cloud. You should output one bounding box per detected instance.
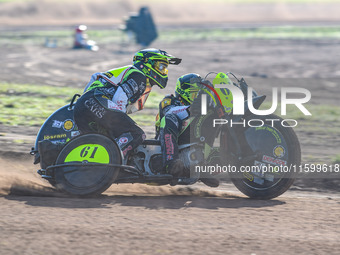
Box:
[0,154,237,198]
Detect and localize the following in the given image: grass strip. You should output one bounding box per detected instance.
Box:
[0,83,163,126]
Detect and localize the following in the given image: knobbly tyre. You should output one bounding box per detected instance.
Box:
[30,72,301,199]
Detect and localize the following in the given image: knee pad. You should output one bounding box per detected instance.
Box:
[162,114,182,134]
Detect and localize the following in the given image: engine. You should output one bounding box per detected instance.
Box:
[179,145,205,172]
[147,145,204,175]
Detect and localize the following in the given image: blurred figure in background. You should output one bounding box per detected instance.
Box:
[73,25,99,51]
[120,7,158,47]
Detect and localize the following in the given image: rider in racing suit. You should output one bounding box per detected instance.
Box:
[73,48,181,161]
[156,73,220,186]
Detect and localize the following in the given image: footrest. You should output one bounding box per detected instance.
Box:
[142,139,161,146]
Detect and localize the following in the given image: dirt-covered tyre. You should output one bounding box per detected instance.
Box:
[222,114,301,199]
[54,134,122,196]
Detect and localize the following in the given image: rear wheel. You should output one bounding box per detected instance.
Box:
[222,114,301,199]
[55,134,121,196]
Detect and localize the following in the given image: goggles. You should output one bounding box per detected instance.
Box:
[187,86,200,103]
[155,61,168,75]
[189,90,199,102]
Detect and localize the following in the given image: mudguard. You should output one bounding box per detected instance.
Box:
[31,104,80,165]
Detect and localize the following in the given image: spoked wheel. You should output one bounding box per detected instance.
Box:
[222,114,301,199]
[54,134,122,196]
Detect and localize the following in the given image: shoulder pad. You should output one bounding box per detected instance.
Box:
[160,97,172,109]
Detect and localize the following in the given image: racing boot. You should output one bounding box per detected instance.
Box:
[166,159,186,186]
[166,159,185,177]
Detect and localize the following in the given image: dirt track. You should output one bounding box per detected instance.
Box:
[1,0,340,254]
[1,190,339,255]
[0,155,339,255]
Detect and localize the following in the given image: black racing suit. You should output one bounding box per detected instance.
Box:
[73,65,147,157]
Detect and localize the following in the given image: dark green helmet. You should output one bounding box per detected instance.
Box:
[175,73,202,105]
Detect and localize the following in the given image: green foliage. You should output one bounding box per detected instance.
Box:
[0,83,81,126]
[160,26,340,42]
[143,91,164,109]
[332,154,340,164]
[0,83,163,127]
[130,114,157,126]
[2,25,340,46]
[259,102,340,134]
[261,102,340,122]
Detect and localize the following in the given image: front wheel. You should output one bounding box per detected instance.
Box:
[54,134,122,196]
[222,114,301,199]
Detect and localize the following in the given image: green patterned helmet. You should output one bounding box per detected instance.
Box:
[175,73,202,105]
[133,48,181,89]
